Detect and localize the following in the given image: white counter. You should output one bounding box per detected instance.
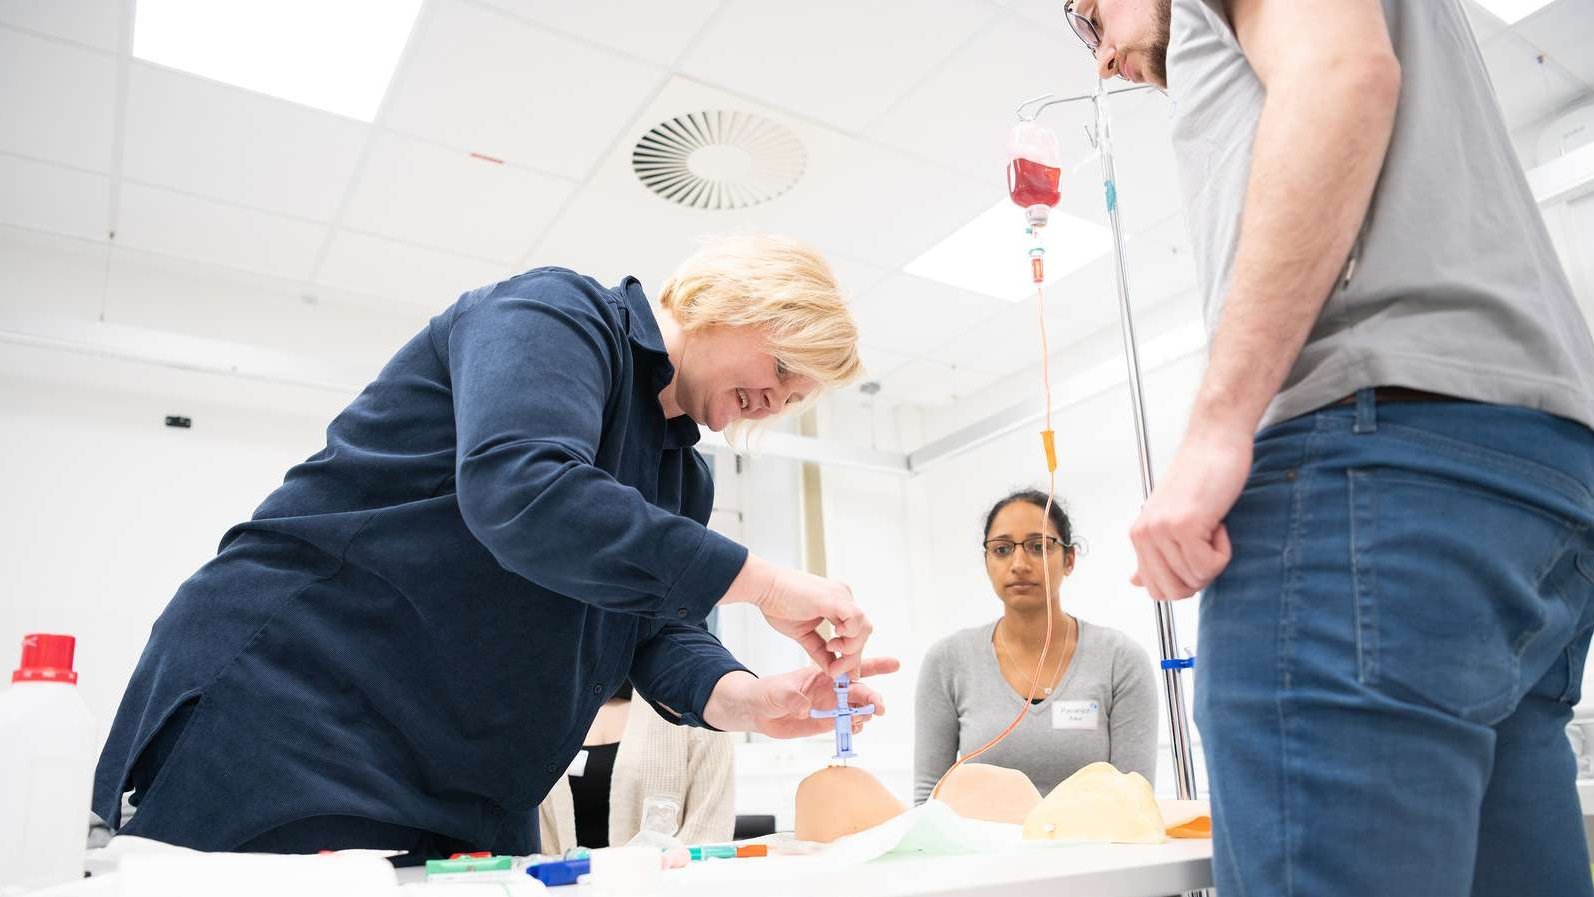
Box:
[539,841,1213,897]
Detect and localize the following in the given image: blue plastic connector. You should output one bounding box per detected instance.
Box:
[808,675,875,760]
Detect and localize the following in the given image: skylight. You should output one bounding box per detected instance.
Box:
[904,201,1113,302]
[1470,0,1554,24]
[133,0,422,122]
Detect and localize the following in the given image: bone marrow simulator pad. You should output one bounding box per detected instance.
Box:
[937,763,1043,824]
[794,765,906,843]
[1021,761,1166,843]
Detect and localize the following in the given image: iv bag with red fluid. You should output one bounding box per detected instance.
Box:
[1006,121,1063,227]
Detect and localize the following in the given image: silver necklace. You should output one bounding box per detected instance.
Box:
[995,616,1073,696]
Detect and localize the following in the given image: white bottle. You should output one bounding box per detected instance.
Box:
[0,634,97,895]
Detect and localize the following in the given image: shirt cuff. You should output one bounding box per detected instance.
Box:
[676,664,754,732]
[663,527,748,623]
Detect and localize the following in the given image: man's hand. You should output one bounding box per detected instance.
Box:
[719,555,873,677]
[1128,424,1251,600]
[702,658,901,736]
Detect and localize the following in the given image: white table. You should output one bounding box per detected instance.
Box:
[523,841,1214,897]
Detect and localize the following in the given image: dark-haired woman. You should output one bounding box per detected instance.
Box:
[912,491,1158,804]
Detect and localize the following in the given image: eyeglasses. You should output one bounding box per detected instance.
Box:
[983,536,1066,561]
[1063,0,1101,53]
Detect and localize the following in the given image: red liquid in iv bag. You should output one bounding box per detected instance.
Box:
[1008,157,1062,209]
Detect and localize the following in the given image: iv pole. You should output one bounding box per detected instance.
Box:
[1017,83,1200,803]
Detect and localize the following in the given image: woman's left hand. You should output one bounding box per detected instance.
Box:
[703,657,901,737]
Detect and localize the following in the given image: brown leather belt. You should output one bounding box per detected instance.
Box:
[1332,386,1459,406]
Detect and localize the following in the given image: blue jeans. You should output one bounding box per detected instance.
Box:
[1195,391,1594,897]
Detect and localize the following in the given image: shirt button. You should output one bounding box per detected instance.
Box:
[676,608,688,619]
[545,762,558,774]
[593,683,604,695]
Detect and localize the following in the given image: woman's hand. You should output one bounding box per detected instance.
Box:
[702,658,901,737]
[719,554,873,677]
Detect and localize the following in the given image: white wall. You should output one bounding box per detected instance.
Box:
[0,346,341,744]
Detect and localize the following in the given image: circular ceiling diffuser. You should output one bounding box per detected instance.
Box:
[632,111,805,211]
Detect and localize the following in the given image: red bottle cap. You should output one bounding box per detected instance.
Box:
[13,633,78,684]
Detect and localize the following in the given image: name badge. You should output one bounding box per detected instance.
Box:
[567,750,589,778]
[1052,700,1100,730]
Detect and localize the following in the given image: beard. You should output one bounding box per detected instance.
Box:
[1147,0,1172,86]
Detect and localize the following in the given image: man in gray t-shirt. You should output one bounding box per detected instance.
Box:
[1059,1,1594,895]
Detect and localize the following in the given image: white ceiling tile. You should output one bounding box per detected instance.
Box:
[1095,91,1185,227]
[1120,213,1197,304]
[317,229,513,310]
[1513,0,1594,89]
[826,254,892,302]
[0,0,122,51]
[116,183,328,281]
[849,273,1006,356]
[679,0,998,133]
[1000,0,1087,41]
[922,212,1194,376]
[0,28,116,171]
[102,247,425,369]
[1035,237,1183,340]
[383,0,664,180]
[122,63,369,222]
[923,260,1170,378]
[926,300,1051,376]
[876,358,1001,407]
[532,77,997,283]
[857,344,915,383]
[342,132,575,262]
[475,0,723,66]
[0,226,118,320]
[756,132,994,271]
[1462,0,1510,42]
[0,153,108,240]
[867,15,1096,182]
[1479,29,1586,131]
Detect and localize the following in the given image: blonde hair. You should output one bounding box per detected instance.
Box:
[659,235,863,437]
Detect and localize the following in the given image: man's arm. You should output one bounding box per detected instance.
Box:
[1197,0,1402,434]
[1129,0,1402,600]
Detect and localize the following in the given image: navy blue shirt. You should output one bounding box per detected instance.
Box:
[92,269,751,853]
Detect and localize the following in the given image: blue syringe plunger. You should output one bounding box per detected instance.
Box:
[808,674,875,761]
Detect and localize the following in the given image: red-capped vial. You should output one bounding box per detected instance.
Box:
[12,633,78,684]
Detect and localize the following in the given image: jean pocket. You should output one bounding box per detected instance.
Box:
[1348,467,1574,724]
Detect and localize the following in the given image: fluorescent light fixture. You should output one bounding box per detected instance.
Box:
[1470,0,1554,24]
[134,0,422,122]
[903,201,1112,302]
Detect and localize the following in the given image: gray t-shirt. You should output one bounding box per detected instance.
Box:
[912,618,1158,805]
[1166,0,1594,431]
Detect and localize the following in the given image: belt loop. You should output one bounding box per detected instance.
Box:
[1353,387,1377,434]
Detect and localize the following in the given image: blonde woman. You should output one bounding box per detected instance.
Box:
[91,236,897,859]
[538,682,734,852]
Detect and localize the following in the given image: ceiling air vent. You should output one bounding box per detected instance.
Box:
[632,110,805,211]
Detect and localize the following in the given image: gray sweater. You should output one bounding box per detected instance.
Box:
[913,618,1158,805]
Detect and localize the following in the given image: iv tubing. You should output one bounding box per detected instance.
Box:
[931,281,1063,799]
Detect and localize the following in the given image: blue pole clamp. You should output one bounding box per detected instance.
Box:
[1104,179,1117,212]
[1160,657,1195,671]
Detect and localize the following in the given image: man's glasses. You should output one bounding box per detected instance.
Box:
[984,536,1066,561]
[1063,0,1102,53]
